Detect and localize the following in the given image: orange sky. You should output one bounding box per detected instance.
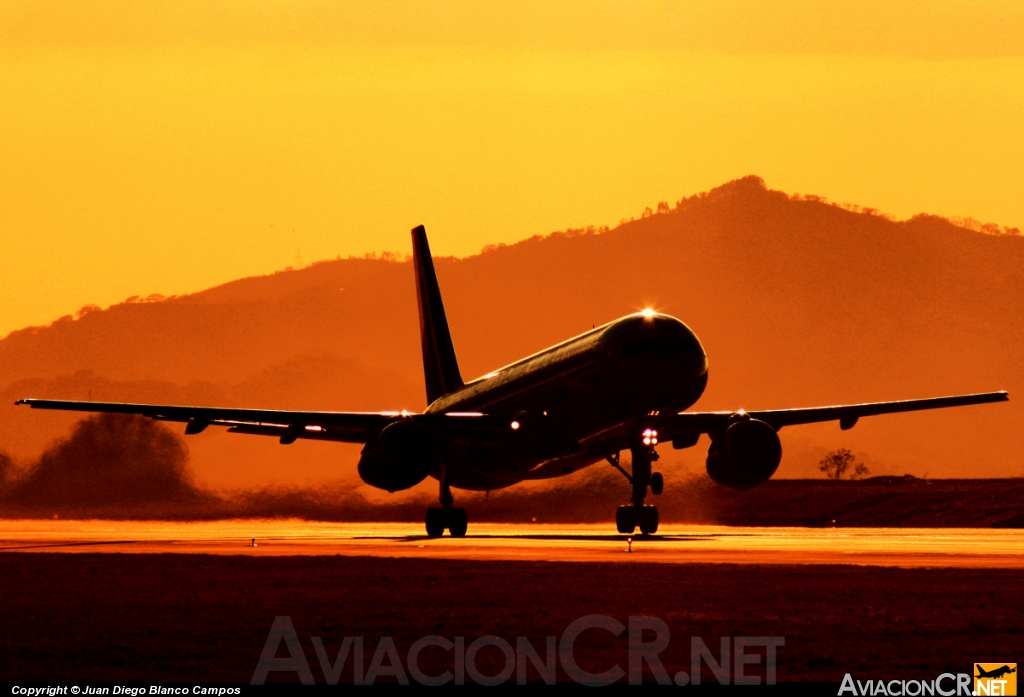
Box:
[1,0,1022,338]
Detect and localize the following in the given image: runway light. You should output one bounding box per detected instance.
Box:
[511,421,520,430]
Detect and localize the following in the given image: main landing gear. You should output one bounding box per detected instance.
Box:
[425,474,468,538]
[607,430,664,535]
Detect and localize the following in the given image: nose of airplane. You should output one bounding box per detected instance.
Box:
[600,312,706,361]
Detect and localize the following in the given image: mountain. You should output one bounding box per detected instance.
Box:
[2,176,1020,490]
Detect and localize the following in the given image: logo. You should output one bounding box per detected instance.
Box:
[975,664,1017,696]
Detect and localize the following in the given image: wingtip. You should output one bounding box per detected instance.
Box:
[411,224,426,235]
[14,399,28,406]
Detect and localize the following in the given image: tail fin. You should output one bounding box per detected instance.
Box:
[411,225,464,404]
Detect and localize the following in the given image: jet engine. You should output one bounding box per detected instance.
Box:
[705,418,782,490]
[357,420,435,492]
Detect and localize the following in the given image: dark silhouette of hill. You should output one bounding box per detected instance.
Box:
[1,176,1020,490]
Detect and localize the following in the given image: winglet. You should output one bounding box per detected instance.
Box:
[411,225,464,405]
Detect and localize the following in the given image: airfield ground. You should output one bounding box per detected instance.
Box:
[2,522,1022,684]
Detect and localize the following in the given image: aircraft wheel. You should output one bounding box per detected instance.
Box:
[425,508,446,538]
[650,472,664,496]
[616,505,637,534]
[639,506,659,535]
[447,507,469,538]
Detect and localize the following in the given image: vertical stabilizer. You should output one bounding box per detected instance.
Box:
[411,225,464,404]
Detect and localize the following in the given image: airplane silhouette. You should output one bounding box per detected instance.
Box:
[17,226,1010,537]
[976,666,1017,679]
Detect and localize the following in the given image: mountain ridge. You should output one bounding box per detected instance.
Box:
[3,176,1020,488]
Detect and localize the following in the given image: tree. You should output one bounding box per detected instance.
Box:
[818,448,869,480]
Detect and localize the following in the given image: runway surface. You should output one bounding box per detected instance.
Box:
[2,519,1023,567]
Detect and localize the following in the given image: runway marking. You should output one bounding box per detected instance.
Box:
[1,520,1023,568]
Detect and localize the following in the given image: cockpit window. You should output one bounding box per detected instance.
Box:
[621,332,701,357]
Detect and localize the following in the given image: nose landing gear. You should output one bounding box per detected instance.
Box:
[616,504,660,535]
[426,507,468,538]
[607,431,663,535]
[650,471,664,496]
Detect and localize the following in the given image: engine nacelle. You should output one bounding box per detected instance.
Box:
[357,420,435,492]
[706,418,782,490]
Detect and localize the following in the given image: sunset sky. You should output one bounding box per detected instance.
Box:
[1,1,1022,338]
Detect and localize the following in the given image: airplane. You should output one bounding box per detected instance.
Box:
[17,226,1009,538]
[976,666,1017,680]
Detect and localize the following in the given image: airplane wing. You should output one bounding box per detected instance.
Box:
[17,390,1009,447]
[660,391,1009,442]
[13,399,489,444]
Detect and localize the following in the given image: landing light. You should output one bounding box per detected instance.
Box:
[642,428,658,446]
[511,421,520,430]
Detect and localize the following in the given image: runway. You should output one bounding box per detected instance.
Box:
[2,519,1023,568]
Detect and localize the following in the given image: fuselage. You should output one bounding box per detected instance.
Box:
[427,312,708,490]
